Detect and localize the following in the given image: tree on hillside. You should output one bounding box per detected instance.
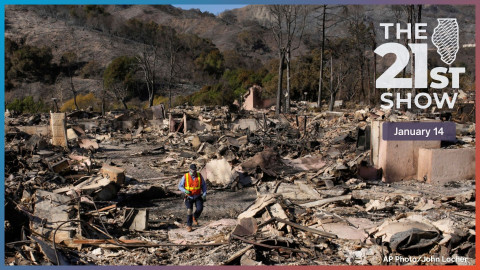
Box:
[5,38,55,87]
[315,5,348,109]
[268,5,308,115]
[160,26,183,109]
[103,56,137,110]
[60,51,80,110]
[194,49,225,80]
[346,9,375,104]
[328,54,351,111]
[133,20,162,107]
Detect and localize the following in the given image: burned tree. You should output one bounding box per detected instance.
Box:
[134,21,162,108]
[328,54,351,111]
[316,5,347,109]
[60,51,80,110]
[160,26,183,109]
[269,5,308,115]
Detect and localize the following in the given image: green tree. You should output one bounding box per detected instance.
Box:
[194,49,225,79]
[6,39,55,84]
[103,56,137,110]
[6,96,48,114]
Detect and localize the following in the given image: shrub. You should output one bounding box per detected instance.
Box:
[143,95,169,109]
[6,96,49,114]
[60,93,100,112]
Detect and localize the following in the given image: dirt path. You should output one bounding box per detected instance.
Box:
[149,187,257,223]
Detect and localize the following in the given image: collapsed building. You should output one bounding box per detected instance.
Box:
[4,99,476,266]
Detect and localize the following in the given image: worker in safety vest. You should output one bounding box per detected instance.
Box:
[178,164,207,232]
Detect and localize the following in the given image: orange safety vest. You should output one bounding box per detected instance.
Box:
[184,172,202,196]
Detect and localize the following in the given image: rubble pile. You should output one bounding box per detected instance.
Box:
[4,103,476,265]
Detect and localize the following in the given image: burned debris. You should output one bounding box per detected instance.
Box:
[4,102,476,266]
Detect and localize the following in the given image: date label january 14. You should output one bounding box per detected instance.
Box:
[382,122,456,141]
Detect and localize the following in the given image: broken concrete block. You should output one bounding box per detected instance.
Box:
[201,159,234,187]
[101,164,126,185]
[31,190,80,246]
[67,176,118,201]
[68,154,92,172]
[123,208,149,231]
[67,128,78,140]
[232,217,258,236]
[417,148,475,184]
[432,219,457,234]
[50,113,68,147]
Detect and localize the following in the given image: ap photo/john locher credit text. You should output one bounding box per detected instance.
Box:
[3,3,477,266]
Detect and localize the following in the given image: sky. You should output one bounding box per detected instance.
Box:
[173,5,247,15]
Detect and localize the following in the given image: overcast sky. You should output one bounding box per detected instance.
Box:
[173,5,247,15]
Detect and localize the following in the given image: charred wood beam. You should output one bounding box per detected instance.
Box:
[72,239,227,248]
[231,234,307,254]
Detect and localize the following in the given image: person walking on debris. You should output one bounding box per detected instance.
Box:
[178,164,207,232]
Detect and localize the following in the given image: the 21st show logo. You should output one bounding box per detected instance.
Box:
[376,19,464,110]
